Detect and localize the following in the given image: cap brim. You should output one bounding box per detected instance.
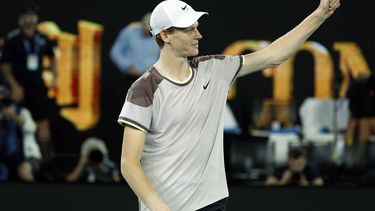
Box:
[172,11,208,28]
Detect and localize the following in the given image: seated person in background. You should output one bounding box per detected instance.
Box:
[346,73,375,145]
[0,85,42,181]
[66,137,121,183]
[266,147,324,186]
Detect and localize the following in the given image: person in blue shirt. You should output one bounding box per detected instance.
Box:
[0,85,42,182]
[110,13,160,78]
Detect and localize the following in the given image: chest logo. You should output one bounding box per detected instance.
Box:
[203,79,211,89]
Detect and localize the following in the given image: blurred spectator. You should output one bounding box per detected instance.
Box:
[346,73,375,145]
[110,12,159,84]
[66,137,121,183]
[266,147,324,186]
[0,85,42,181]
[0,2,57,162]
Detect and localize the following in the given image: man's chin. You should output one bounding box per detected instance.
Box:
[189,50,199,57]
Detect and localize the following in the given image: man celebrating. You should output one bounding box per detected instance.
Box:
[118,0,340,210]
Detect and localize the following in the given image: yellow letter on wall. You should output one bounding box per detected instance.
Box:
[334,42,372,97]
[60,21,103,130]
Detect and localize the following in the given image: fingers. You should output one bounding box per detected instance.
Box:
[329,0,340,12]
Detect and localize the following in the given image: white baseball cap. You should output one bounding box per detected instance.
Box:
[150,0,208,36]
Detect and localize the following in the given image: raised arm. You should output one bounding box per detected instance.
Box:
[238,0,340,77]
[121,126,170,211]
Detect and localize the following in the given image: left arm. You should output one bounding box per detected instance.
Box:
[265,176,280,186]
[238,0,340,77]
[299,174,324,186]
[66,154,88,182]
[1,106,25,127]
[45,37,58,86]
[312,176,324,186]
[50,57,58,86]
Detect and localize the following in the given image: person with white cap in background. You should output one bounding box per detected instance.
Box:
[118,0,340,210]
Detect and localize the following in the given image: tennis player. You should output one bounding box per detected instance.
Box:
[118,0,340,210]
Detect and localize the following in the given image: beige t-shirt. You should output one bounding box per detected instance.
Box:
[118,55,243,211]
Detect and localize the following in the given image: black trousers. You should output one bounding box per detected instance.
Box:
[196,198,228,211]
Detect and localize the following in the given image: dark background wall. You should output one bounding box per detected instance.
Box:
[0,0,374,169]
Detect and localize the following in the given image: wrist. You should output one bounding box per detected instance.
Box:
[146,195,169,211]
[313,8,329,21]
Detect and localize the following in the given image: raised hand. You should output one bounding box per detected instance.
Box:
[318,0,341,19]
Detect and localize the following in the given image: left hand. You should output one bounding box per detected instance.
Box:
[129,65,140,77]
[51,76,57,88]
[299,174,310,186]
[318,0,341,19]
[78,153,89,167]
[1,105,17,120]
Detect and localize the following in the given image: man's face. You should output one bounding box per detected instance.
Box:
[167,22,202,57]
[288,157,307,173]
[19,13,38,30]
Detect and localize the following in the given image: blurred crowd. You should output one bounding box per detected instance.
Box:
[0,3,122,184]
[227,72,375,187]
